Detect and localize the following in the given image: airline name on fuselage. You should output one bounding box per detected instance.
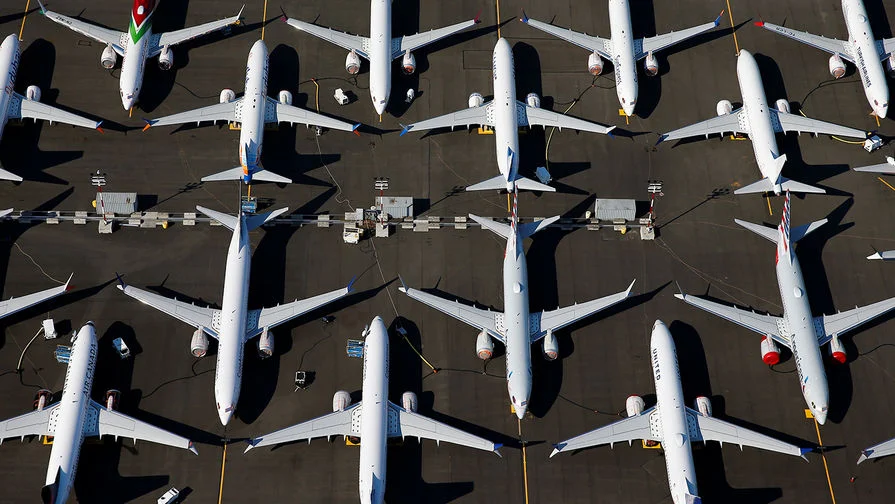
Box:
[651,347,661,381]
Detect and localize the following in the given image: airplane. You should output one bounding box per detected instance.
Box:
[756,0,893,119]
[117,205,354,425]
[37,0,244,112]
[551,320,810,504]
[245,316,500,504]
[285,3,479,116]
[400,191,634,419]
[0,34,103,182]
[676,191,895,424]
[657,49,867,195]
[143,39,360,184]
[0,236,72,317]
[0,322,197,504]
[519,3,723,116]
[853,155,895,177]
[399,38,616,192]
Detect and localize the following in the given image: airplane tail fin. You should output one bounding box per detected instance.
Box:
[41,467,61,504]
[196,206,289,232]
[201,166,292,184]
[735,190,826,246]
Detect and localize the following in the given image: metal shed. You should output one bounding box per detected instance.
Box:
[594,199,636,221]
[375,196,414,219]
[96,192,137,214]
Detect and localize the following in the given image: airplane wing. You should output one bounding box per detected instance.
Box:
[657,109,747,143]
[854,158,895,174]
[532,280,635,342]
[264,97,358,132]
[859,437,895,463]
[87,401,197,454]
[399,104,493,135]
[688,407,808,458]
[517,102,615,134]
[879,39,895,59]
[116,281,219,338]
[770,109,866,138]
[0,404,58,441]
[38,5,126,54]
[245,404,360,452]
[815,297,895,346]
[520,13,612,60]
[285,18,370,59]
[0,274,71,321]
[249,284,352,338]
[9,93,102,130]
[387,402,499,454]
[152,6,244,55]
[145,100,240,128]
[756,22,853,62]
[399,283,504,343]
[674,293,790,348]
[551,408,659,457]
[394,18,478,58]
[637,16,721,58]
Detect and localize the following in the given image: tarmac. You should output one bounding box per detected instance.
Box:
[1,0,895,502]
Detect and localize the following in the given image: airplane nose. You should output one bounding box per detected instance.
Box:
[878,105,888,119]
[515,405,526,420]
[121,95,135,111]
[623,103,635,116]
[814,410,827,425]
[373,100,386,116]
[218,408,233,426]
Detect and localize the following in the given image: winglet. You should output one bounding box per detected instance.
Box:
[95,121,104,134]
[346,275,357,293]
[244,439,256,454]
[655,134,668,146]
[235,4,246,21]
[36,0,47,14]
[673,281,686,297]
[754,17,765,28]
[188,441,199,456]
[624,279,636,297]
[858,449,871,465]
[520,9,529,23]
[352,123,362,136]
[397,275,408,293]
[493,443,503,457]
[714,10,724,27]
[474,10,482,24]
[63,273,74,292]
[549,443,565,458]
[141,118,156,132]
[399,124,412,137]
[115,272,127,290]
[799,447,812,462]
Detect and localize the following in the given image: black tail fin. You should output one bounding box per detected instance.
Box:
[40,467,61,504]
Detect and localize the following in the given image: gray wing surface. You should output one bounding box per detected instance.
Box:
[859,437,895,463]
[285,18,369,58]
[395,18,478,58]
[39,6,126,52]
[520,15,612,59]
[0,275,71,321]
[816,297,895,345]
[387,402,499,453]
[253,286,352,335]
[675,293,789,347]
[400,104,493,135]
[10,94,102,130]
[0,404,58,441]
[245,405,360,452]
[688,408,806,458]
[399,284,504,343]
[89,401,197,454]
[771,109,866,137]
[116,283,219,337]
[658,110,746,143]
[551,408,659,457]
[638,18,720,57]
[153,6,244,53]
[533,280,634,341]
[757,22,853,62]
[517,102,615,134]
[264,97,358,132]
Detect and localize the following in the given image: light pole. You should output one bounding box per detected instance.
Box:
[91,171,108,223]
[374,177,389,223]
[647,180,663,226]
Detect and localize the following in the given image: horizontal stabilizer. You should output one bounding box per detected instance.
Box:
[469,214,512,239]
[790,219,827,243]
[779,178,825,194]
[733,177,825,195]
[196,205,237,230]
[518,216,560,239]
[466,174,509,192]
[245,207,290,232]
[201,167,249,183]
[248,169,292,184]
[200,166,293,184]
[734,219,779,244]
[514,176,556,192]
[733,178,774,195]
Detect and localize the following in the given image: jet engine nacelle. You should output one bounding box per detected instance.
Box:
[105,389,121,410]
[476,329,494,360]
[401,51,416,75]
[278,90,293,106]
[542,329,559,361]
[588,51,604,76]
[888,53,895,76]
[220,88,236,104]
[716,99,733,116]
[158,46,173,71]
[401,391,418,412]
[468,92,484,108]
[625,395,645,417]
[25,85,40,102]
[828,335,847,364]
[775,99,791,114]
[257,328,274,359]
[190,328,209,358]
[829,54,846,79]
[34,389,52,411]
[694,396,712,417]
[760,335,780,365]
[526,93,541,109]
[643,51,659,77]
[101,44,117,69]
[332,390,352,412]
[345,50,361,75]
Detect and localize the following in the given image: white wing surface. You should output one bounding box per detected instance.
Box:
[400,104,493,135]
[285,18,370,58]
[859,437,895,463]
[532,280,634,341]
[551,408,658,457]
[0,404,58,441]
[657,110,747,143]
[674,293,789,347]
[854,160,895,174]
[245,405,359,452]
[771,109,865,137]
[252,285,352,335]
[395,18,478,58]
[688,408,807,457]
[520,13,612,59]
[756,22,853,62]
[264,97,358,132]
[116,282,219,338]
[387,402,499,453]
[38,4,125,52]
[153,6,244,53]
[399,284,504,343]
[88,401,197,454]
[9,94,102,130]
[815,297,895,346]
[517,102,615,134]
[638,16,721,57]
[0,274,71,321]
[145,100,239,128]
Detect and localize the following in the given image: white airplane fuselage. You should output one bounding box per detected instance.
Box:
[609,0,639,115]
[650,320,699,504]
[501,228,533,419]
[492,38,521,192]
[0,34,22,141]
[118,0,157,110]
[736,49,787,192]
[842,0,889,118]
[238,40,270,182]
[213,216,252,425]
[358,316,390,504]
[42,323,99,503]
[369,0,392,116]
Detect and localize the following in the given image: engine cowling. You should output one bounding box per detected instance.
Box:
[775,99,790,114]
[829,54,846,79]
[588,51,603,76]
[105,389,121,410]
[476,329,494,360]
[468,92,484,108]
[694,396,712,417]
[402,391,418,412]
[828,335,846,364]
[25,85,40,102]
[626,395,645,417]
[760,335,780,365]
[526,92,541,108]
[345,50,361,75]
[220,88,236,104]
[716,99,733,116]
[644,51,659,77]
[278,90,293,106]
[34,389,52,411]
[401,51,416,75]
[542,329,559,361]
[258,328,274,359]
[158,46,173,71]
[190,328,209,358]
[332,390,352,412]
[101,44,117,69]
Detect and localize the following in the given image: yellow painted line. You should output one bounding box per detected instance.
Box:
[313,78,320,112]
[878,176,895,192]
[725,0,739,55]
[812,419,837,504]
[218,442,228,504]
[766,194,773,216]
[875,113,881,128]
[495,0,502,39]
[261,0,269,40]
[519,419,530,504]
[18,0,31,41]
